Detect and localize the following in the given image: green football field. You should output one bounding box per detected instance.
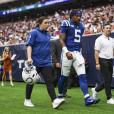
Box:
[0,82,114,114]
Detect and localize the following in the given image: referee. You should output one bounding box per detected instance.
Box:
[92,23,114,104]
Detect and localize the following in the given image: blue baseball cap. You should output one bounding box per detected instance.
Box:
[70,10,82,18]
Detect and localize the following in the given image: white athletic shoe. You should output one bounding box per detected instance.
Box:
[10,82,14,86]
[107,98,114,104]
[1,82,4,86]
[52,98,65,109]
[91,88,98,99]
[24,99,34,107]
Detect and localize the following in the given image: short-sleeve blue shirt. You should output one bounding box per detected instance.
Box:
[26,27,52,67]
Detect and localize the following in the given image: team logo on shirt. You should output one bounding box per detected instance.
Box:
[70,25,74,27]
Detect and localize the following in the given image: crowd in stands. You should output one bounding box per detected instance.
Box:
[0,4,114,46]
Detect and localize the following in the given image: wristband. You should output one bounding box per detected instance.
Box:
[62,47,69,53]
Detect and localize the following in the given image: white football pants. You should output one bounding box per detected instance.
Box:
[61,51,86,77]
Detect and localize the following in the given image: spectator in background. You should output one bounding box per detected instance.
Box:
[0,56,3,78]
[0,31,4,46]
[0,40,3,46]
[0,3,114,44]
[1,47,14,86]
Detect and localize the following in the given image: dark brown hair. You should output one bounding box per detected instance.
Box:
[36,16,48,27]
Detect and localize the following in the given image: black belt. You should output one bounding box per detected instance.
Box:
[99,58,113,63]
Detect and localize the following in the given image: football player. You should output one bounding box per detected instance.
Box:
[58,10,99,106]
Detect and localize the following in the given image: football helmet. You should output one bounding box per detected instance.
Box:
[22,61,40,85]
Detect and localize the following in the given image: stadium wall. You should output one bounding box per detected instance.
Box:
[0,33,114,87]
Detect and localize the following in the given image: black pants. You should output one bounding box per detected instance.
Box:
[53,67,61,87]
[95,58,113,100]
[25,66,56,102]
[52,67,68,95]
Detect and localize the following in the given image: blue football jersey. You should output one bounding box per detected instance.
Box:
[26,28,52,67]
[60,19,84,51]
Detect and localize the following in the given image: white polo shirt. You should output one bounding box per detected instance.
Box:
[94,34,114,59]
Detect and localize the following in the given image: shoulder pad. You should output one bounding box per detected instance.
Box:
[61,20,70,27]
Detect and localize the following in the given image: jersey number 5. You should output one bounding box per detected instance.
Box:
[74,29,81,43]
